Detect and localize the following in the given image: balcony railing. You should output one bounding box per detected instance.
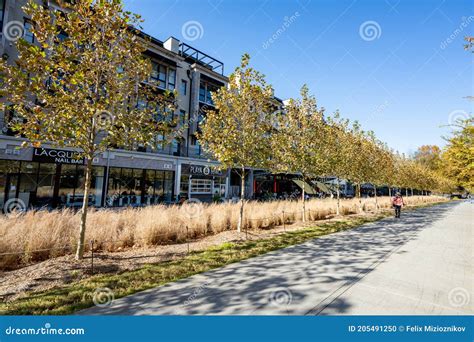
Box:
[179,43,224,75]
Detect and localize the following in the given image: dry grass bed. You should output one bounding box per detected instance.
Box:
[0,196,445,271]
[0,198,448,315]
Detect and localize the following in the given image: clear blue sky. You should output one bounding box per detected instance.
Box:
[124,0,473,154]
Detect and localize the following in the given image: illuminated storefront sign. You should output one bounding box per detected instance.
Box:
[33,148,84,165]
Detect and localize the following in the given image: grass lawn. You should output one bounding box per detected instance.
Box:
[0,202,444,315]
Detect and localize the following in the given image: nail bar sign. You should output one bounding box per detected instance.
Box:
[33,148,84,165]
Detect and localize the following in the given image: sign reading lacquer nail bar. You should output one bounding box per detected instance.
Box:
[33,148,84,165]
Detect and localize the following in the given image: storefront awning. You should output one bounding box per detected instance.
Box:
[313,181,334,194]
[292,179,318,195]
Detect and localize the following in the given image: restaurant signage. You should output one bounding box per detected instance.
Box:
[33,148,84,165]
[182,164,223,176]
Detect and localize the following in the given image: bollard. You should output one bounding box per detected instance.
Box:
[282,211,286,231]
[186,226,190,254]
[90,239,94,275]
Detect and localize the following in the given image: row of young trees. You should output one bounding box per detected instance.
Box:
[199,55,458,230]
[0,0,467,260]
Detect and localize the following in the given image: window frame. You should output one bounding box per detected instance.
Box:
[180,79,187,96]
[150,61,176,91]
[0,0,5,33]
[23,18,35,43]
[199,81,218,105]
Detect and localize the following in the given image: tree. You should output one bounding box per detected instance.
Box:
[198,54,274,232]
[413,145,442,172]
[325,113,353,215]
[441,117,474,192]
[271,85,330,221]
[345,123,374,212]
[0,0,176,259]
[464,36,474,53]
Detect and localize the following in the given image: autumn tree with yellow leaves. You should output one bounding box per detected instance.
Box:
[0,0,176,259]
[199,54,274,232]
[271,85,331,221]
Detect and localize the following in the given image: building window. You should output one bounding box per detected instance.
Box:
[179,109,186,125]
[180,80,187,95]
[155,133,165,150]
[168,69,176,90]
[24,19,34,43]
[106,167,174,206]
[0,0,5,32]
[150,61,176,90]
[199,81,218,105]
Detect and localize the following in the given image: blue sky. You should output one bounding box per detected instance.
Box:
[123,0,473,154]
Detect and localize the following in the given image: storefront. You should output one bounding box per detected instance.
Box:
[106,167,174,207]
[179,163,226,202]
[0,148,105,210]
[0,147,176,211]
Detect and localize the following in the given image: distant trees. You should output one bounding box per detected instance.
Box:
[200,53,462,235]
[441,118,473,192]
[413,145,442,172]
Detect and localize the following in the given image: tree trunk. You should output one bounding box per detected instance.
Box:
[411,188,413,196]
[75,157,93,260]
[405,188,408,197]
[357,183,363,213]
[388,187,392,197]
[336,177,340,216]
[301,178,306,222]
[236,167,246,233]
[373,184,378,212]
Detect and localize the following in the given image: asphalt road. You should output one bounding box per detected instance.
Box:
[80,201,473,315]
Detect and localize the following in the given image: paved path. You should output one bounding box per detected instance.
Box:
[81,201,473,315]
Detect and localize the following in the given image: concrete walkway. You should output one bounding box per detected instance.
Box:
[81,201,473,315]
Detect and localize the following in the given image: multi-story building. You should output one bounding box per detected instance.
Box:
[0,0,232,210]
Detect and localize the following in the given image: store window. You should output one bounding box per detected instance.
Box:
[0,160,21,210]
[73,166,104,208]
[0,160,104,210]
[106,167,173,207]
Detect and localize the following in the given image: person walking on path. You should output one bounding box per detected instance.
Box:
[392,192,405,218]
